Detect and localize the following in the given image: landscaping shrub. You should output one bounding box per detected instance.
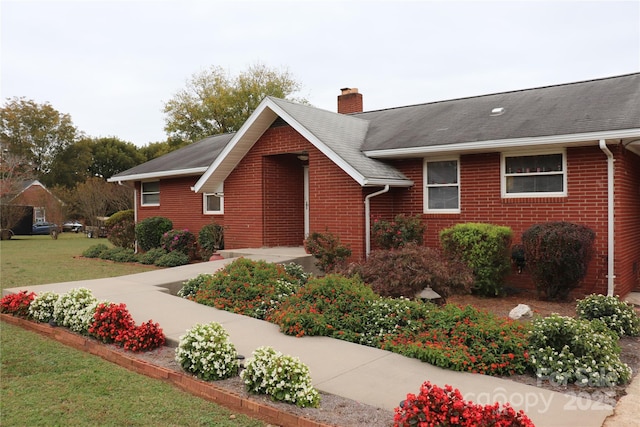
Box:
[138,247,166,265]
[89,302,135,344]
[105,209,135,249]
[522,221,595,301]
[154,251,189,267]
[576,294,640,337]
[82,243,109,258]
[394,381,534,427]
[349,244,473,298]
[52,288,99,334]
[382,304,530,376]
[122,320,165,352]
[135,216,173,251]
[192,258,301,319]
[28,291,60,323]
[198,222,224,259]
[303,230,351,273]
[528,314,631,386]
[372,214,425,249]
[0,291,36,317]
[178,273,213,299]
[160,229,196,257]
[175,322,238,381]
[440,223,513,297]
[99,247,138,263]
[267,275,380,338]
[241,346,320,408]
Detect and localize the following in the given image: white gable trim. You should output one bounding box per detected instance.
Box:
[364,128,640,159]
[107,167,208,183]
[193,97,398,193]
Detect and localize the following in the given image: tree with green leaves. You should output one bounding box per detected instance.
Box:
[0,97,79,178]
[163,63,304,143]
[86,137,145,179]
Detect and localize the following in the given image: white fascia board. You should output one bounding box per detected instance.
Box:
[364,128,640,159]
[193,99,277,193]
[107,167,208,183]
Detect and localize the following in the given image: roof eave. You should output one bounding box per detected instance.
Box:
[364,129,640,159]
[363,178,414,187]
[107,167,208,183]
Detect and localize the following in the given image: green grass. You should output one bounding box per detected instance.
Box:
[0,234,156,290]
[0,234,265,426]
[0,323,264,426]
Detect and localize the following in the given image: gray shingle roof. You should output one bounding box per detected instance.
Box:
[109,133,233,180]
[358,73,640,152]
[268,97,410,183]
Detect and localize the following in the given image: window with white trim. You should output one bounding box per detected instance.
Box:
[502,151,566,197]
[424,158,460,213]
[203,183,224,214]
[141,181,160,206]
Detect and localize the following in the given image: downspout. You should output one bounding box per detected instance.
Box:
[599,140,615,296]
[364,185,390,257]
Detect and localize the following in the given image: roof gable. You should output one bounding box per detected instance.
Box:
[193,97,412,193]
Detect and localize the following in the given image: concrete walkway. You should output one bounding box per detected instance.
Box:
[5,247,635,427]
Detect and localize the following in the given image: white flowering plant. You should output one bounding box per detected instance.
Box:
[576,294,640,337]
[28,291,60,323]
[240,346,320,408]
[175,322,238,381]
[52,288,100,334]
[528,314,631,386]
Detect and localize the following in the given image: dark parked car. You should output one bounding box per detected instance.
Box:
[32,222,60,235]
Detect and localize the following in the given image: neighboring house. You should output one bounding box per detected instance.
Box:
[110,73,640,297]
[8,180,64,228]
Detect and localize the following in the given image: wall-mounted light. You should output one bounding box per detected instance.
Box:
[297,154,309,161]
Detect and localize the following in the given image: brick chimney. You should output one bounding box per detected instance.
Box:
[337,88,363,114]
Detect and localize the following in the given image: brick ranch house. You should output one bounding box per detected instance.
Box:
[110,73,640,297]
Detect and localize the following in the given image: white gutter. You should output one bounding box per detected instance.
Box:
[364,185,390,257]
[599,140,615,296]
[107,167,208,183]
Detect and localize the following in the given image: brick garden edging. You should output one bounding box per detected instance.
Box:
[1,313,333,427]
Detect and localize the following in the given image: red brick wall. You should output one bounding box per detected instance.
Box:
[614,146,640,295]
[13,184,64,225]
[136,177,224,234]
[386,146,612,296]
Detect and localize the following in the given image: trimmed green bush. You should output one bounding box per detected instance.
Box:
[522,221,595,301]
[138,247,167,265]
[135,216,173,251]
[303,230,351,273]
[439,223,513,297]
[348,244,473,298]
[198,222,224,259]
[154,251,189,267]
[99,247,138,263]
[82,243,109,258]
[576,294,640,337]
[105,209,135,249]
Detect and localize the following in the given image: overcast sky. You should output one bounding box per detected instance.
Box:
[2,0,639,147]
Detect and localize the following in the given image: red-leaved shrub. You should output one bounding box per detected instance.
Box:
[89,302,135,344]
[395,381,535,427]
[0,291,36,317]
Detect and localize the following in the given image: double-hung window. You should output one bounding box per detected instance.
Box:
[424,158,460,213]
[141,181,160,206]
[203,183,224,214]
[502,151,566,197]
